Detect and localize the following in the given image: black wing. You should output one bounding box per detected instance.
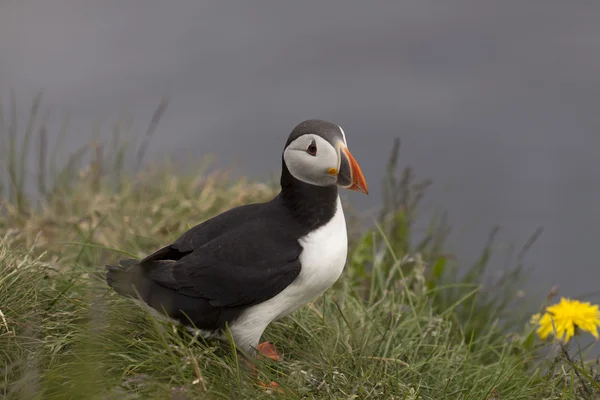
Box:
[139,203,266,261]
[139,203,303,308]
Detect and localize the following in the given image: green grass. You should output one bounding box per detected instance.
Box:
[1,94,600,399]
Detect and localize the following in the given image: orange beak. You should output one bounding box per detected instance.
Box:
[335,146,368,195]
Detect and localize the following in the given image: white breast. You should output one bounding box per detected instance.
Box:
[229,196,348,351]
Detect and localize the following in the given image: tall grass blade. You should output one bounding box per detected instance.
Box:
[8,88,17,204]
[18,91,42,196]
[37,109,50,196]
[135,96,169,170]
[48,112,70,187]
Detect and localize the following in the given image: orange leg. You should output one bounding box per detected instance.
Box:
[253,342,284,392]
[257,341,284,362]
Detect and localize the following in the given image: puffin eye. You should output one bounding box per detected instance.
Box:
[306,140,317,156]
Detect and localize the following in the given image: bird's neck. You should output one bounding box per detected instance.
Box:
[278,161,339,231]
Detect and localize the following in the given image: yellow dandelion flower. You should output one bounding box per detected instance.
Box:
[531,297,600,342]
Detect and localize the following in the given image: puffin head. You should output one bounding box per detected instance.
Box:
[283,119,368,195]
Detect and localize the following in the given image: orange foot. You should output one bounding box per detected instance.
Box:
[254,342,284,392]
[257,341,283,362]
[257,380,282,392]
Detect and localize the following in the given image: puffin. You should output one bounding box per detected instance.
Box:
[106,119,368,361]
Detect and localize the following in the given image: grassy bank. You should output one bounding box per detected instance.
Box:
[1,95,599,399]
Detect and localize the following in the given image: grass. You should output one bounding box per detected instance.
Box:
[1,93,600,399]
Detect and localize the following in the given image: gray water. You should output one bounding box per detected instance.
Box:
[2,1,600,306]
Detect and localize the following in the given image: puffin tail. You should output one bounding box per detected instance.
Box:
[105,259,143,298]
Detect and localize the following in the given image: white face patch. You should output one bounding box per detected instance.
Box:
[283,134,339,187]
[338,125,347,145]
